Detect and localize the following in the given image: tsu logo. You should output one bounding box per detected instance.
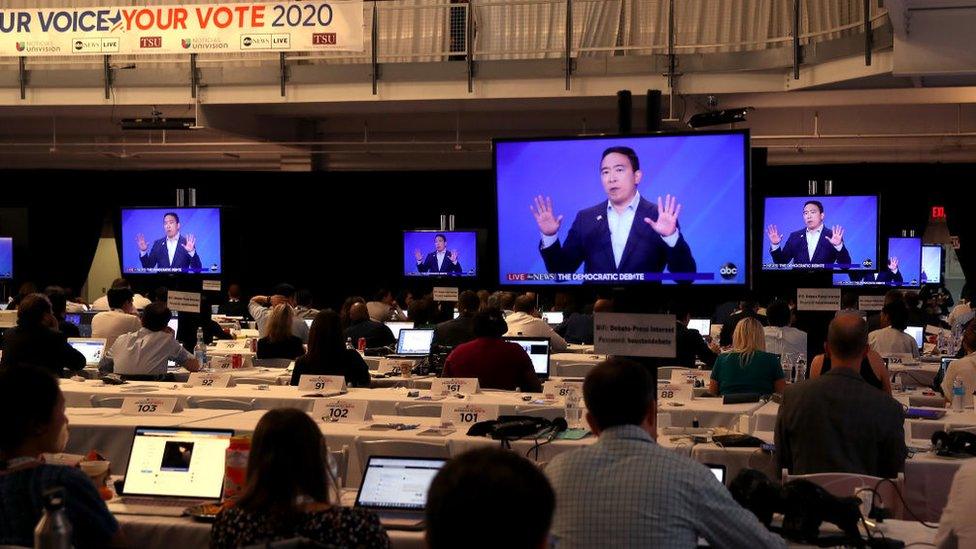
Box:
[182,39,192,49]
[719,263,739,280]
[15,42,25,52]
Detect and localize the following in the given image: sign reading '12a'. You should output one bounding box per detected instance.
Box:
[0,2,364,57]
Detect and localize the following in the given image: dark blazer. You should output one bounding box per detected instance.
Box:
[417,252,462,274]
[1,326,86,377]
[555,313,594,345]
[432,315,477,350]
[539,197,696,276]
[344,320,396,349]
[290,349,371,388]
[256,336,305,360]
[775,368,906,478]
[674,322,717,369]
[770,227,852,266]
[875,269,904,285]
[140,236,203,271]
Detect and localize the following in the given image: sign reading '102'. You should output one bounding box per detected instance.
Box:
[0,2,365,57]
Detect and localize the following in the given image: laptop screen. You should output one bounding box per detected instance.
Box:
[385,321,415,341]
[708,464,726,484]
[167,317,179,336]
[503,336,551,377]
[304,319,313,329]
[64,313,81,327]
[542,311,564,325]
[688,318,711,336]
[67,338,106,364]
[122,427,234,499]
[904,326,924,348]
[396,329,435,355]
[356,457,446,511]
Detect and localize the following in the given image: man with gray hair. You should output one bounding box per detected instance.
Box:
[775,312,907,477]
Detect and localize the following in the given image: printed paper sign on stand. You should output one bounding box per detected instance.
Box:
[594,313,676,358]
[542,381,583,400]
[670,370,708,386]
[186,372,233,388]
[431,378,480,395]
[432,287,459,302]
[311,398,370,423]
[797,289,841,311]
[121,396,180,415]
[168,291,202,314]
[298,375,347,393]
[858,295,885,312]
[441,403,499,426]
[377,358,412,375]
[202,280,221,292]
[657,383,693,402]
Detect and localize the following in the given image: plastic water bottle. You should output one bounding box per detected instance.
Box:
[194,327,208,368]
[34,487,71,549]
[345,337,354,350]
[796,356,807,382]
[564,392,582,429]
[952,376,965,413]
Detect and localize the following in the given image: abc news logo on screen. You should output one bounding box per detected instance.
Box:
[719,263,738,280]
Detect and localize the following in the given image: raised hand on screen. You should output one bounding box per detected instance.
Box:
[449,250,459,264]
[183,233,196,255]
[828,225,845,247]
[767,225,782,247]
[644,194,681,238]
[889,256,899,272]
[531,195,563,237]
[415,249,423,262]
[136,233,148,253]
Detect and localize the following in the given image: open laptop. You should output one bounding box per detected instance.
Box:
[542,311,564,325]
[167,315,179,337]
[355,456,446,530]
[905,326,924,349]
[384,321,415,341]
[388,328,435,359]
[705,463,726,485]
[688,318,711,338]
[109,427,234,516]
[67,338,107,366]
[503,336,551,379]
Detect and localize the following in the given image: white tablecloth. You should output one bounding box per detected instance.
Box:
[65,407,243,471]
[659,397,766,429]
[550,353,605,377]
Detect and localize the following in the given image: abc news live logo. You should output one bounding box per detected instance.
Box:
[240,34,291,50]
[719,263,738,280]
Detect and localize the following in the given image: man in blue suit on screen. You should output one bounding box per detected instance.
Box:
[767,200,852,267]
[415,233,462,274]
[136,212,202,271]
[530,146,696,277]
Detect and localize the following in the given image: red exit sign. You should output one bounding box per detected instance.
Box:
[932,206,946,219]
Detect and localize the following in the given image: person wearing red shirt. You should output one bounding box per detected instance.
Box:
[442,308,543,392]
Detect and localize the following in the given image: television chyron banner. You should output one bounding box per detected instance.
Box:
[0,1,363,57]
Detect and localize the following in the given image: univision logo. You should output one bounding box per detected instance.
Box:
[15,42,25,52]
[182,39,191,49]
[719,263,739,280]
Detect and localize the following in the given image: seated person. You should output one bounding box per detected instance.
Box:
[45,286,80,338]
[709,318,785,396]
[868,302,920,358]
[809,348,891,394]
[91,288,142,351]
[217,283,248,319]
[426,447,554,549]
[211,408,389,548]
[0,294,85,377]
[291,310,371,388]
[671,302,719,369]
[776,312,907,477]
[248,284,310,342]
[99,303,200,380]
[366,288,407,322]
[176,294,233,353]
[0,367,119,547]
[545,358,786,548]
[90,277,152,310]
[339,296,366,330]
[719,299,768,348]
[935,460,976,548]
[442,308,543,392]
[504,295,568,352]
[256,304,305,360]
[343,302,396,349]
[941,324,976,407]
[432,290,480,350]
[763,299,808,363]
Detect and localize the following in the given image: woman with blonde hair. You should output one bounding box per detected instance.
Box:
[256,304,304,360]
[709,317,786,396]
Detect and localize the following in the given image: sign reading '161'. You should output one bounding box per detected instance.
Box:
[0,2,364,57]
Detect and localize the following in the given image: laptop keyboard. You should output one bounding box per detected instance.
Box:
[120,497,204,507]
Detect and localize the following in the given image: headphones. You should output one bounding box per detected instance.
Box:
[932,430,976,457]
